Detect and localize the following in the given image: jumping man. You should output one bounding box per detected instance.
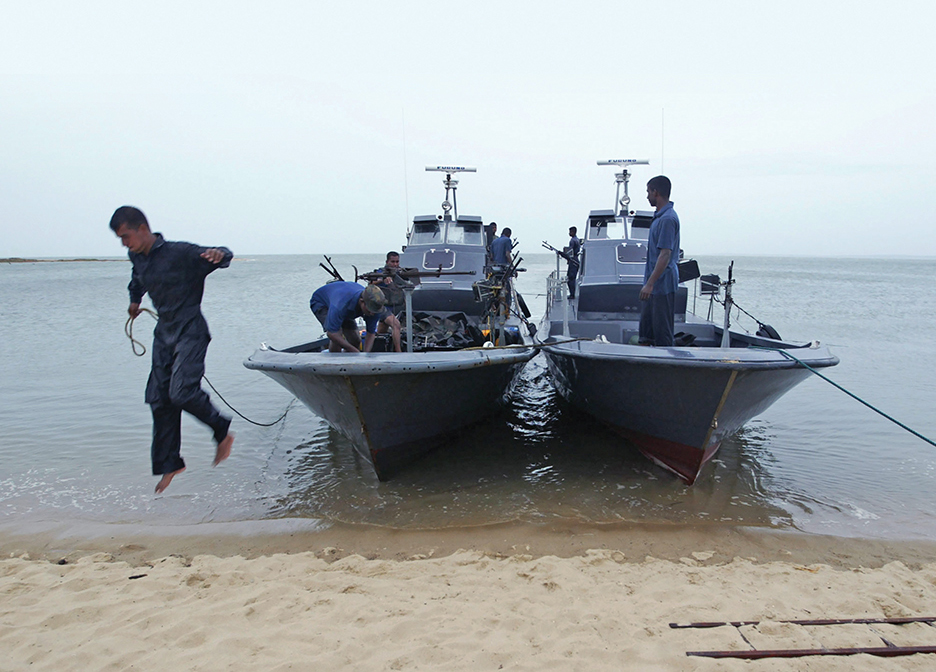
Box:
[111,206,235,494]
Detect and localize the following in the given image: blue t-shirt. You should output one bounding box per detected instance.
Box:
[490,235,512,264]
[644,202,680,295]
[309,282,379,334]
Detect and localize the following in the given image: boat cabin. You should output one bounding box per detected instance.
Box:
[399,213,487,316]
[577,209,689,321]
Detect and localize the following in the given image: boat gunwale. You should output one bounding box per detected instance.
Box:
[540,339,839,370]
[244,346,536,376]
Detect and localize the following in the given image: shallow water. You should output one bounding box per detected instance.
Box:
[1,253,935,540]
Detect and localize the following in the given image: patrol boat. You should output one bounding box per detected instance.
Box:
[538,160,839,484]
[245,167,536,480]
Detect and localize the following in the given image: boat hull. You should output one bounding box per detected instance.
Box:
[541,339,837,483]
[245,346,534,479]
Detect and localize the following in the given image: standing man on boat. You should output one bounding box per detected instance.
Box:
[310,281,387,353]
[490,227,513,265]
[484,221,498,259]
[369,251,404,352]
[110,206,235,495]
[639,176,680,347]
[565,226,582,300]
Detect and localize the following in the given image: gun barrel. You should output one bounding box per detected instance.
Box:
[359,270,476,280]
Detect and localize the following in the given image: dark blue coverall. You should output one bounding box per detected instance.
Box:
[127,234,233,475]
[566,234,581,299]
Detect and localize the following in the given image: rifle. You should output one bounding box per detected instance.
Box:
[319,255,344,282]
[355,267,476,283]
[542,240,575,263]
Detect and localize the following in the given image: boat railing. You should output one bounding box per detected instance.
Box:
[546,269,565,307]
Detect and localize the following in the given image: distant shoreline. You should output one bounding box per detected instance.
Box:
[1,257,124,263]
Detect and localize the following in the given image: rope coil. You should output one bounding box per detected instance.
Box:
[124,307,159,356]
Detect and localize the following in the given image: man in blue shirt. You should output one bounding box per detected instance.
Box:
[490,227,513,265]
[111,206,234,494]
[310,281,387,353]
[639,175,681,347]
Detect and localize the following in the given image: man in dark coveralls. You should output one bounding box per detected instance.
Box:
[565,226,582,299]
[110,206,234,494]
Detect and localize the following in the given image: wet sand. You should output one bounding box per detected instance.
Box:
[4,518,936,569]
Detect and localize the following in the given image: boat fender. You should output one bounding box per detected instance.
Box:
[756,324,781,340]
[516,292,532,318]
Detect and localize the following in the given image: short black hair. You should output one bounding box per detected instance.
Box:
[502,227,512,237]
[386,251,400,260]
[646,175,672,199]
[109,206,148,233]
[569,226,577,235]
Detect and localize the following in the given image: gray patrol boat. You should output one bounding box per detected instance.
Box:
[539,160,839,484]
[245,167,536,479]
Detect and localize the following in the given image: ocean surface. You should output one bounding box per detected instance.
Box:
[2,253,935,541]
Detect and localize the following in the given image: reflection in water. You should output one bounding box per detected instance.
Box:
[265,358,793,530]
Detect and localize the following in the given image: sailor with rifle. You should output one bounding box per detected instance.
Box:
[542,237,580,300]
[565,227,582,299]
[366,251,406,352]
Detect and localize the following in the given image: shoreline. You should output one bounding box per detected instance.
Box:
[4,517,935,569]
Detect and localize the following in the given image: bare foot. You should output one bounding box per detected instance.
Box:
[214,433,234,466]
[155,467,186,494]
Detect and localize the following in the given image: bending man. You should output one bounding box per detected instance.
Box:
[310,281,387,352]
[111,206,234,494]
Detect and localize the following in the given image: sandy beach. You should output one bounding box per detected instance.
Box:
[3,521,936,670]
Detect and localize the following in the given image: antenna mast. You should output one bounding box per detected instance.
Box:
[597,159,650,216]
[425,165,476,220]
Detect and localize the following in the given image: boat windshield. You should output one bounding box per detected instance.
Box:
[446,220,484,246]
[410,220,444,245]
[586,218,627,241]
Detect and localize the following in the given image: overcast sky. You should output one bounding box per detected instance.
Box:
[2,1,934,258]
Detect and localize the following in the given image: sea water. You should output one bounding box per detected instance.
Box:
[1,254,935,540]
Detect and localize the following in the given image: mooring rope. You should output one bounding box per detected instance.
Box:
[202,377,295,427]
[125,309,292,427]
[754,345,936,448]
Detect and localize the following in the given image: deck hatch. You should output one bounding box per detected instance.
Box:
[423,249,455,269]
